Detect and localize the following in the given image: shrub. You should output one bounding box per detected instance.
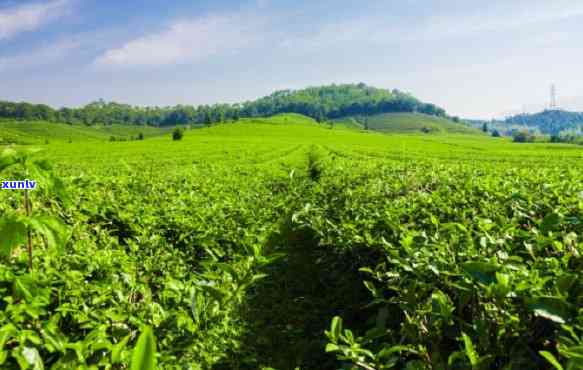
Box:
[512,130,534,143]
[172,127,184,141]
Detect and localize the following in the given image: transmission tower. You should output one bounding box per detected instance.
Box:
[550,84,557,110]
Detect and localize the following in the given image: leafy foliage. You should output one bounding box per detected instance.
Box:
[0,116,582,369]
[171,127,184,141]
[513,130,536,143]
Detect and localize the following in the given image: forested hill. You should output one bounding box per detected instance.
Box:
[0,83,447,126]
[504,109,583,135]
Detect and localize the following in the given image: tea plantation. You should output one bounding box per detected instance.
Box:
[1,115,582,369]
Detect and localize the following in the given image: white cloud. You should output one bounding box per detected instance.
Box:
[94,13,264,67]
[422,1,583,39]
[0,38,80,70]
[0,0,71,40]
[280,0,583,52]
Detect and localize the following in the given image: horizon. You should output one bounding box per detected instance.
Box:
[1,0,583,119]
[4,83,583,122]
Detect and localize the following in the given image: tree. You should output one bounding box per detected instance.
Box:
[137,132,144,140]
[172,127,184,141]
[482,123,488,133]
[0,83,450,127]
[491,129,501,137]
[204,111,212,126]
[512,130,534,143]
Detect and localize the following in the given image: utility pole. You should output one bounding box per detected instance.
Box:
[550,84,557,110]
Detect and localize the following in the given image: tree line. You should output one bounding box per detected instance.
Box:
[504,109,583,136]
[0,83,447,126]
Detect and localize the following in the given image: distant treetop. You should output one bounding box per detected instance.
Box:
[0,83,447,127]
[504,109,583,136]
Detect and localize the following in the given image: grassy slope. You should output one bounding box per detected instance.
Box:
[0,114,314,145]
[1,112,477,146]
[6,114,579,167]
[0,120,170,144]
[240,113,319,126]
[331,117,364,130]
[33,113,582,172]
[333,112,479,134]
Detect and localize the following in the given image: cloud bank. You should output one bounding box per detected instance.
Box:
[0,0,71,40]
[94,13,264,67]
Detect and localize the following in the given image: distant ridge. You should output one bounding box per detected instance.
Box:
[504,109,583,135]
[0,83,449,127]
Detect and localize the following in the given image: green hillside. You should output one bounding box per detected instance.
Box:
[331,117,364,130]
[0,113,483,146]
[0,83,448,127]
[333,112,479,134]
[0,120,169,144]
[504,109,583,135]
[239,113,319,126]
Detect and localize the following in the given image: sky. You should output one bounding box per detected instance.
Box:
[1,0,583,119]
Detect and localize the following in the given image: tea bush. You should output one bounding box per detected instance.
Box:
[0,119,582,369]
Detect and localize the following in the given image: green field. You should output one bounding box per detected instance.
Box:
[333,112,479,134]
[0,119,170,144]
[1,114,582,369]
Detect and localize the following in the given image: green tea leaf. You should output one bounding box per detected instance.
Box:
[0,213,27,257]
[527,296,571,324]
[330,316,342,341]
[541,213,562,234]
[22,347,44,370]
[0,148,18,172]
[539,351,564,370]
[131,326,156,370]
[461,332,479,366]
[112,335,130,364]
[26,214,69,250]
[462,261,501,285]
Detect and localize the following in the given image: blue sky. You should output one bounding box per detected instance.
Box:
[1,0,582,118]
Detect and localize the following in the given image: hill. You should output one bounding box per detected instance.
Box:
[0,119,169,144]
[503,109,583,135]
[240,113,319,126]
[332,117,364,130]
[0,113,480,145]
[0,83,448,127]
[244,83,446,121]
[333,112,479,134]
